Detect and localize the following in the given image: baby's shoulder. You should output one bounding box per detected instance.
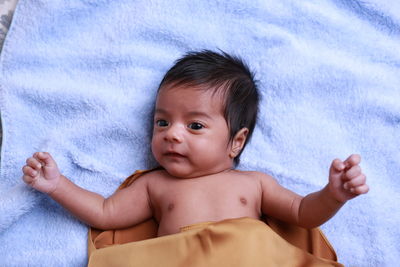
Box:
[137,168,176,186]
[121,168,166,187]
[232,170,284,200]
[138,168,168,180]
[232,169,276,184]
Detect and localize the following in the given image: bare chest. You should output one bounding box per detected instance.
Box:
[148,174,262,235]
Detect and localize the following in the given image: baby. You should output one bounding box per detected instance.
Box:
[22,50,369,237]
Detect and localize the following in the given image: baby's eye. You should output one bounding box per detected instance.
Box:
[156,120,169,127]
[188,122,204,130]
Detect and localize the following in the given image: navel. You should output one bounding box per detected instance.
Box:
[167,203,175,211]
[239,197,247,205]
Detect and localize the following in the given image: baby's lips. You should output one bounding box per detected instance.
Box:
[164,152,185,158]
[164,149,185,156]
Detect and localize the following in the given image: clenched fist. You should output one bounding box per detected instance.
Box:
[328,154,369,203]
[22,152,61,194]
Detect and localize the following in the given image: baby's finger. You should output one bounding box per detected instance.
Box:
[331,159,345,172]
[22,165,38,177]
[26,157,42,170]
[34,152,56,168]
[343,174,366,189]
[349,184,369,195]
[344,154,361,168]
[344,165,362,180]
[22,173,35,184]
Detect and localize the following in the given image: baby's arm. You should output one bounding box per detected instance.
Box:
[261,154,369,228]
[22,152,152,230]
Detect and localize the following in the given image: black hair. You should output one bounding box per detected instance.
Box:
[157,50,259,166]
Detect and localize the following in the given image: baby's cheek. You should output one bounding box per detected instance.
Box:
[151,141,162,162]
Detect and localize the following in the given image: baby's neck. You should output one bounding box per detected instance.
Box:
[164,166,236,180]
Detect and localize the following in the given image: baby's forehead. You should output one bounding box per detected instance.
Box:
[155,83,227,113]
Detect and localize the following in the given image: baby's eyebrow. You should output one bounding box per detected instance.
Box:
[154,108,167,114]
[154,108,212,120]
[186,111,213,120]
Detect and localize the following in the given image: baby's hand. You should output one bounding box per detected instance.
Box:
[22,152,61,194]
[328,154,369,203]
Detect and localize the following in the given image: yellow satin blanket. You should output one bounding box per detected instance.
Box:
[88,170,343,267]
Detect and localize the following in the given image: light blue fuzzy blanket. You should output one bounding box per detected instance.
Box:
[1,0,399,266]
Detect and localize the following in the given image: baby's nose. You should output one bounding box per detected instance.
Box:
[164,125,184,143]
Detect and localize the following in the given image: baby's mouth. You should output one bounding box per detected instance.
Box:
[164,152,185,158]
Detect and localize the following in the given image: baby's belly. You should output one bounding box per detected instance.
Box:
[157,210,260,236]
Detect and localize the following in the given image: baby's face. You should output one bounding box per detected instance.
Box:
[151,85,233,178]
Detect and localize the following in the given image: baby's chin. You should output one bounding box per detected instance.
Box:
[163,166,204,179]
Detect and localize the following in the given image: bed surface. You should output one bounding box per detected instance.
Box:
[0,1,399,266]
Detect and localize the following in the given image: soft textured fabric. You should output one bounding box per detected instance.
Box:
[88,217,342,267]
[88,169,340,266]
[0,0,18,50]
[0,0,18,155]
[0,0,399,266]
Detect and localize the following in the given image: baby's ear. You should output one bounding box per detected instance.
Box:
[229,128,249,158]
